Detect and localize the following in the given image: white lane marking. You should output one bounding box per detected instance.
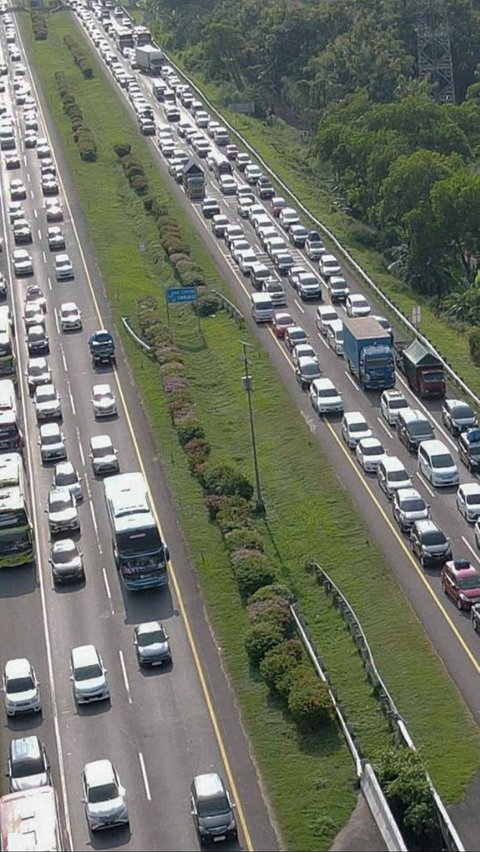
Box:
[29,189,34,200]
[102,566,114,612]
[294,299,305,314]
[138,752,152,801]
[23,154,27,166]
[75,426,84,465]
[26,172,31,182]
[119,650,132,704]
[377,416,393,439]
[345,371,359,390]
[54,309,60,335]
[42,249,46,263]
[416,471,435,498]
[47,275,52,291]
[37,228,42,240]
[68,382,76,416]
[317,331,329,349]
[34,208,38,218]
[462,536,480,566]
[59,345,68,372]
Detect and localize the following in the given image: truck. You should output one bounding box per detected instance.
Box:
[182,160,205,199]
[394,339,445,398]
[343,317,395,390]
[88,329,115,366]
[135,45,163,75]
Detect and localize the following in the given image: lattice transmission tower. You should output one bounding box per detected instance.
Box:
[415,0,456,103]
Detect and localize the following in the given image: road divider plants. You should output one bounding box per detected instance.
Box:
[63,33,93,78]
[31,11,47,40]
[54,71,96,161]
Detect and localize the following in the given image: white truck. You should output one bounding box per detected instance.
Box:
[135,45,163,75]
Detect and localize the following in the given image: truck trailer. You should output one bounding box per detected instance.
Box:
[135,45,163,75]
[343,316,395,390]
[394,339,445,398]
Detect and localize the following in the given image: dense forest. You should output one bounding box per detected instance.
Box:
[148,0,480,320]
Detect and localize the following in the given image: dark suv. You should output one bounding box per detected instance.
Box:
[190,773,237,844]
[410,519,451,568]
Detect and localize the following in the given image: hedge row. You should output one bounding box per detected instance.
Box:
[54,71,96,162]
[63,34,93,79]
[32,12,48,41]
[114,143,221,317]
[137,294,333,734]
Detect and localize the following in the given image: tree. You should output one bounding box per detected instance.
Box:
[430,170,480,280]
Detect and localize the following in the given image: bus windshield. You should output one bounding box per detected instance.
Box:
[117,528,162,556]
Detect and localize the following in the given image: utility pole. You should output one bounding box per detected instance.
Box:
[415,0,456,103]
[241,342,265,514]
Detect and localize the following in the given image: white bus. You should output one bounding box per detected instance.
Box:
[0,306,15,381]
[111,18,134,51]
[0,381,23,452]
[0,787,62,851]
[104,472,169,590]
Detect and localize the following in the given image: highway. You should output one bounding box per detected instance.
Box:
[73,1,480,743]
[0,8,279,852]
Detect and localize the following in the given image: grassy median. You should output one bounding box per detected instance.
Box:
[22,11,480,848]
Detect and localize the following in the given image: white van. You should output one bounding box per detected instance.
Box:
[251,292,274,323]
[418,439,459,487]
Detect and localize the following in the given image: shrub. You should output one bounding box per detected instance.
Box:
[159,361,185,376]
[184,437,211,461]
[469,328,480,367]
[232,554,277,599]
[175,419,205,447]
[287,670,332,729]
[155,345,182,365]
[244,621,284,666]
[163,377,189,395]
[216,496,252,534]
[114,142,132,158]
[247,597,294,635]
[260,639,304,696]
[248,584,294,605]
[204,494,229,521]
[224,528,264,553]
[195,296,221,317]
[200,463,254,501]
[375,747,437,837]
[130,174,149,195]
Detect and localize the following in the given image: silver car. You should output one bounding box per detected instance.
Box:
[392,487,430,532]
[34,383,61,421]
[71,645,109,704]
[89,434,119,475]
[380,390,409,426]
[39,422,66,462]
[47,488,80,534]
[92,384,117,418]
[3,658,41,716]
[82,759,128,830]
[52,461,83,502]
[27,357,51,392]
[49,539,84,583]
[134,621,171,666]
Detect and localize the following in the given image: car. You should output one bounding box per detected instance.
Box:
[55,253,74,280]
[13,249,33,276]
[256,176,275,199]
[456,483,480,523]
[41,175,58,196]
[472,603,480,632]
[211,214,229,238]
[71,645,109,705]
[224,225,245,248]
[270,311,294,339]
[3,659,41,716]
[262,278,286,306]
[82,759,128,831]
[459,427,480,473]
[33,384,60,423]
[89,434,119,476]
[319,253,342,279]
[392,487,430,532]
[442,399,478,436]
[47,487,79,535]
[45,200,63,222]
[9,179,26,200]
[249,203,267,225]
[27,357,51,392]
[373,315,393,337]
[309,377,343,416]
[40,159,56,178]
[201,197,220,219]
[226,143,238,161]
[236,152,251,171]
[237,195,255,218]
[39,422,66,463]
[231,240,251,264]
[380,390,409,426]
[305,230,325,259]
[8,736,50,793]
[284,326,308,351]
[278,207,299,230]
[4,152,19,169]
[288,224,308,248]
[410,519,451,568]
[292,343,318,365]
[134,621,171,666]
[296,272,322,300]
[92,383,117,418]
[441,560,480,610]
[47,226,65,251]
[0,273,7,299]
[272,252,295,275]
[326,319,344,356]
[37,140,51,158]
[377,456,412,499]
[259,226,277,249]
[244,163,262,185]
[236,183,252,199]
[59,302,82,331]
[316,305,339,336]
[355,437,386,473]
[25,114,38,132]
[238,250,258,275]
[24,130,37,148]
[24,303,44,330]
[295,356,322,389]
[327,276,350,302]
[418,439,459,488]
[219,175,236,195]
[53,461,83,502]
[27,325,49,355]
[190,773,237,845]
[346,293,371,317]
[50,537,84,583]
[13,218,32,244]
[397,408,434,453]
[8,201,24,223]
[341,412,372,448]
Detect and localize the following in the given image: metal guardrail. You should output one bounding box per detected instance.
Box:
[153,41,480,412]
[211,288,244,322]
[314,563,465,852]
[291,604,407,852]
[121,315,152,352]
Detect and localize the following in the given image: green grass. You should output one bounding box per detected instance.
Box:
[22,11,480,846]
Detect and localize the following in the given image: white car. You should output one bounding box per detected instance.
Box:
[309,377,343,416]
[319,253,342,279]
[238,250,258,275]
[244,163,262,185]
[3,658,41,716]
[89,434,119,475]
[279,207,299,230]
[316,305,339,335]
[82,759,128,831]
[230,240,250,263]
[392,487,430,531]
[326,319,344,356]
[341,411,372,448]
[59,302,82,331]
[34,383,62,421]
[346,293,371,317]
[24,303,44,330]
[53,461,83,502]
[39,422,66,463]
[456,483,480,523]
[92,383,117,418]
[45,200,63,222]
[380,390,409,426]
[356,437,386,472]
[8,201,24,222]
[71,645,109,705]
[219,175,237,195]
[47,487,79,534]
[377,455,412,499]
[292,343,318,366]
[9,179,26,201]
[55,253,73,280]
[12,249,33,276]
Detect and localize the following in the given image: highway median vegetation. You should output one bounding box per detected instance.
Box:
[22,10,480,849]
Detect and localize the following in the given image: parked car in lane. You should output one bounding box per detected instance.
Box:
[92,384,117,418]
[295,356,321,389]
[8,735,50,792]
[377,456,412,499]
[13,248,33,276]
[459,427,480,473]
[52,461,83,503]
[47,226,65,251]
[284,326,308,351]
[201,197,220,219]
[47,488,80,535]
[341,411,372,448]
[262,278,286,306]
[319,253,341,279]
[13,218,32,244]
[27,357,51,392]
[316,305,339,336]
[456,483,480,523]
[3,659,41,717]
[278,207,299,230]
[272,311,294,338]
[55,253,74,280]
[59,302,82,331]
[327,276,350,303]
[289,224,308,247]
[34,383,61,421]
[305,230,325,259]
[25,284,46,312]
[380,390,409,426]
[39,422,66,463]
[89,434,119,476]
[346,293,371,317]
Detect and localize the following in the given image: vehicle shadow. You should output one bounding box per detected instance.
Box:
[76,699,112,718]
[137,658,174,679]
[6,710,43,732]
[120,583,175,626]
[89,823,131,850]
[0,563,37,596]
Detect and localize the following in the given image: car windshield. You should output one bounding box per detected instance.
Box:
[197,795,230,817]
[320,389,339,398]
[421,530,446,546]
[454,405,474,419]
[56,471,75,486]
[12,757,44,777]
[75,663,102,681]
[408,421,432,436]
[302,363,319,376]
[349,422,368,433]
[137,628,166,647]
[458,574,480,590]
[38,389,55,402]
[389,469,408,482]
[43,433,60,445]
[323,311,337,321]
[50,495,70,512]
[88,782,118,804]
[389,398,408,410]
[118,528,162,556]
[93,444,111,457]
[431,454,453,468]
[7,676,33,693]
[53,547,76,564]
[363,444,383,456]
[423,372,444,383]
[31,366,46,377]
[401,498,425,512]
[467,444,480,457]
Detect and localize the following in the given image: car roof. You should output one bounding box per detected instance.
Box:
[383,390,406,400]
[298,356,318,367]
[72,644,100,667]
[55,461,74,474]
[349,293,368,302]
[5,658,31,677]
[318,305,338,316]
[193,772,225,799]
[449,561,476,576]
[358,437,383,448]
[40,422,60,435]
[91,434,113,448]
[460,482,480,495]
[398,408,430,423]
[395,487,421,500]
[52,538,75,553]
[137,620,162,634]
[10,735,42,761]
[419,439,450,454]
[93,383,112,393]
[414,519,441,533]
[313,378,336,390]
[60,302,78,311]
[84,759,114,786]
[344,411,367,424]
[382,455,406,471]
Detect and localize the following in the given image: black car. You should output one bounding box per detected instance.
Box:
[201,197,220,219]
[134,621,171,666]
[459,427,480,473]
[410,519,451,568]
[190,773,237,844]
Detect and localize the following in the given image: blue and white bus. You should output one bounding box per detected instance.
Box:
[104,472,169,590]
